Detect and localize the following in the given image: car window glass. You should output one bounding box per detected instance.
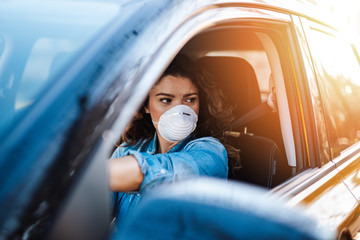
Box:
[306,27,360,157]
[0,1,121,136]
[18,38,78,110]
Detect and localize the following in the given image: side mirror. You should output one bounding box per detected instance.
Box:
[114,178,335,240]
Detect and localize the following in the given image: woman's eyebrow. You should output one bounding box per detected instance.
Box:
[184,93,199,97]
[155,93,175,97]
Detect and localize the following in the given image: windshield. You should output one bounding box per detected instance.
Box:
[0,0,123,135]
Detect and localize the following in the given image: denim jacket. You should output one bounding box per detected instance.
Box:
[111,134,228,224]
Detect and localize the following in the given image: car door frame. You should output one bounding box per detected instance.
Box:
[273,14,360,239]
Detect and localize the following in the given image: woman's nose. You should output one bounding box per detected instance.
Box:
[173,99,183,105]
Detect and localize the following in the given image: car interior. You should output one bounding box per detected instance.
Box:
[178,25,295,189]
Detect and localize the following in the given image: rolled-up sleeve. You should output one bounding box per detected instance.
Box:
[127,137,228,193]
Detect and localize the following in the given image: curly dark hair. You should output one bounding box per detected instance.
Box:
[122,54,234,144]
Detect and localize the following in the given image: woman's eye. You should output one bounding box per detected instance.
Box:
[185,97,197,103]
[160,98,171,104]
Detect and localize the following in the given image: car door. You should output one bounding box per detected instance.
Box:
[273,15,360,239]
[299,17,360,238]
[0,1,182,239]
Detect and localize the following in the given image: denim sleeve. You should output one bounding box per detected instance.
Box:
[111,146,124,159]
[128,137,228,193]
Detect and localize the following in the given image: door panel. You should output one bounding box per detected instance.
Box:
[285,166,358,234]
[333,149,360,235]
[333,145,360,199]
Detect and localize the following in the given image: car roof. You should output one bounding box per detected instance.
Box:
[209,0,336,30]
[0,0,336,32]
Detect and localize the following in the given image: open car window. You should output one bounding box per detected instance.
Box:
[122,24,297,189]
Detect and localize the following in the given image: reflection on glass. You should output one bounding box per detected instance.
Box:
[0,1,120,136]
[307,29,360,157]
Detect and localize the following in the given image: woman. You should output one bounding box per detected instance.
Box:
[109,54,235,224]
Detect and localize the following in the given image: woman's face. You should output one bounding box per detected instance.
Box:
[145,75,200,129]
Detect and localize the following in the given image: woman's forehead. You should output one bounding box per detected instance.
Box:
[152,75,199,94]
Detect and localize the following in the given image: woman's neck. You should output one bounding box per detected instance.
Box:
[156,134,178,153]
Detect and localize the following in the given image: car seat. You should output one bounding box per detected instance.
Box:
[198,56,261,118]
[197,56,290,188]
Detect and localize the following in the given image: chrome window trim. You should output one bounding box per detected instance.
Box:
[332,141,360,169]
[292,16,332,166]
[272,160,337,198]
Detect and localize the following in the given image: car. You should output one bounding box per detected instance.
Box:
[0,0,359,239]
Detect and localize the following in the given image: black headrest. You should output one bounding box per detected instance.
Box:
[197,56,261,117]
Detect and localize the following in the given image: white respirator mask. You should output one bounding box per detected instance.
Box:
[152,104,198,142]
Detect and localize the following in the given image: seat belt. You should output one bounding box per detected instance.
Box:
[231,102,272,129]
[224,102,273,138]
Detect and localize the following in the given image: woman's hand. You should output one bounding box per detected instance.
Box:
[108,155,144,192]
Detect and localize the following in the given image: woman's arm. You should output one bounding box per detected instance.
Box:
[108,155,144,192]
[108,137,227,193]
